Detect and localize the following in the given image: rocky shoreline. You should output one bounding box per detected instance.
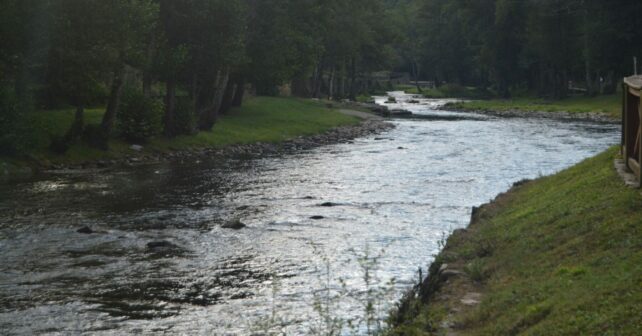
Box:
[440,104,619,124]
[20,118,394,176]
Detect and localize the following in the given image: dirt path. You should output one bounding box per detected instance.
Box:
[338,109,383,120]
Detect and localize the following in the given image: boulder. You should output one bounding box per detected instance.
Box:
[223,219,247,230]
[77,226,94,234]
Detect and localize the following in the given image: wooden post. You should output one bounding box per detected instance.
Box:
[635,101,642,188]
[622,82,626,156]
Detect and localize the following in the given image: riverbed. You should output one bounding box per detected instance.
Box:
[0,92,619,335]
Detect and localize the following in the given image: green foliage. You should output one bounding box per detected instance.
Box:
[0,87,31,155]
[173,97,197,136]
[117,90,163,143]
[409,0,642,97]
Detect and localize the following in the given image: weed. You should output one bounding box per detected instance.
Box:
[464,259,488,283]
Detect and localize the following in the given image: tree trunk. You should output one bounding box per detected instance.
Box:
[232,77,245,107]
[163,79,177,137]
[411,60,423,93]
[198,68,230,131]
[219,79,237,115]
[67,106,84,142]
[143,72,153,97]
[328,68,335,100]
[101,65,126,137]
[582,0,594,96]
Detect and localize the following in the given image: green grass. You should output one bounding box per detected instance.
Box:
[388,147,642,335]
[147,97,359,151]
[1,96,359,168]
[446,94,620,119]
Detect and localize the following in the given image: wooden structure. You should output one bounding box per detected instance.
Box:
[622,75,642,187]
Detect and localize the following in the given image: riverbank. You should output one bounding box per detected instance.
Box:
[441,94,620,123]
[388,147,641,335]
[0,97,392,180]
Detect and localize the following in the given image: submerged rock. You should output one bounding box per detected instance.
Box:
[319,202,340,207]
[310,216,325,220]
[390,109,413,116]
[223,219,246,230]
[77,226,94,234]
[147,241,179,249]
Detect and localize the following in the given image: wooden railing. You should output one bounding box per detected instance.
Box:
[623,75,642,187]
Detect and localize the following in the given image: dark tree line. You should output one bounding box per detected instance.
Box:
[394,0,642,98]
[3,0,642,155]
[0,0,397,154]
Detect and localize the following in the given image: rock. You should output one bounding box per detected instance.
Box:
[236,205,250,211]
[130,144,144,152]
[398,146,406,150]
[77,226,94,234]
[223,219,246,230]
[460,292,483,306]
[390,109,413,116]
[386,97,397,103]
[310,216,325,220]
[440,269,464,280]
[319,202,339,207]
[408,99,420,104]
[147,241,179,249]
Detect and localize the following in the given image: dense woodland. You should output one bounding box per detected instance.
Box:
[1,0,642,156]
[396,0,642,99]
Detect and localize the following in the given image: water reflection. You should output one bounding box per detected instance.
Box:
[0,93,619,334]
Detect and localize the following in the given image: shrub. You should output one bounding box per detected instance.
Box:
[83,124,109,150]
[0,87,32,155]
[173,97,197,136]
[117,90,163,143]
[464,259,488,283]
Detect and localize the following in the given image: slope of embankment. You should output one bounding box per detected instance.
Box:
[389,147,642,335]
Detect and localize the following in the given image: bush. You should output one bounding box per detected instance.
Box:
[0,87,32,155]
[173,97,197,136]
[83,124,109,150]
[117,90,163,143]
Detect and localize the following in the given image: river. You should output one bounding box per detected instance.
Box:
[0,92,619,335]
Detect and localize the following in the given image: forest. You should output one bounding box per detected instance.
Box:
[1,0,642,157]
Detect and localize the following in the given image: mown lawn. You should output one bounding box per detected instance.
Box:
[389,147,642,335]
[446,94,620,118]
[2,96,359,168]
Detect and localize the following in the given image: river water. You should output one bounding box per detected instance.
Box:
[0,92,619,335]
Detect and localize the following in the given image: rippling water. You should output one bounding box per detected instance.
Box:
[0,93,619,335]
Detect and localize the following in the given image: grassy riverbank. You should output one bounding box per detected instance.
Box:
[0,97,359,175]
[393,83,620,118]
[445,94,620,119]
[389,147,642,335]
